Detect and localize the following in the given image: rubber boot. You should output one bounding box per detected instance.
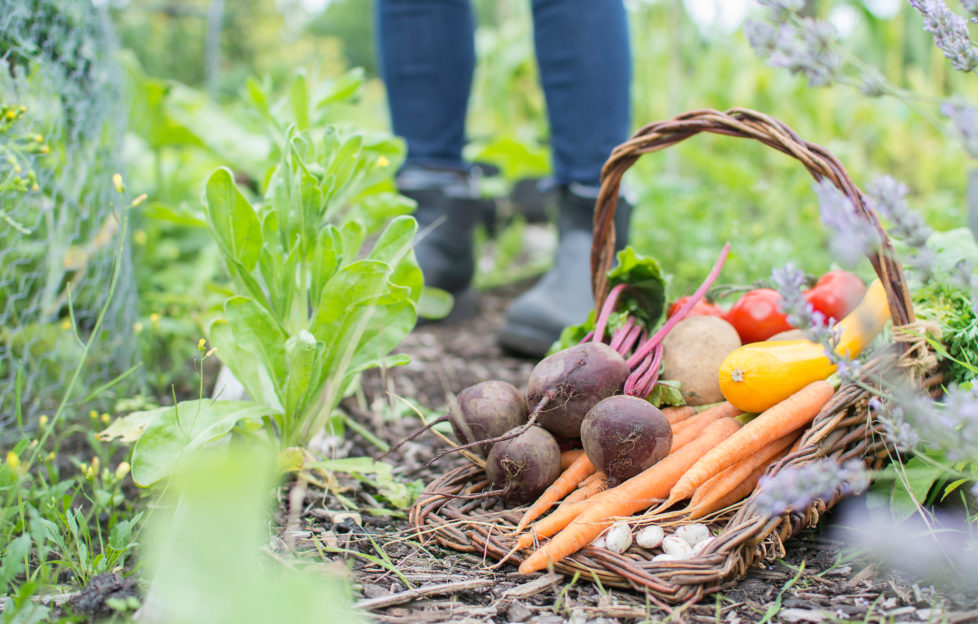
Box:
[399,166,486,321]
[498,184,631,358]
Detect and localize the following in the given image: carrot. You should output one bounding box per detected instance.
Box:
[514,453,597,533]
[685,430,800,519]
[515,471,608,549]
[689,462,769,519]
[669,401,742,451]
[560,449,585,470]
[517,417,740,574]
[664,379,834,508]
[661,405,696,426]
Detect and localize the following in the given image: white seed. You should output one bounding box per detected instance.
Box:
[604,522,633,554]
[652,553,680,563]
[676,523,711,546]
[661,535,694,559]
[635,525,665,549]
[692,536,715,556]
[590,533,607,549]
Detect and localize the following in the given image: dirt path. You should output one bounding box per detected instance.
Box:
[287,285,978,624]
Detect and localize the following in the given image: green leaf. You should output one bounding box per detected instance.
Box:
[306,457,422,510]
[131,400,275,486]
[416,287,454,320]
[209,319,282,409]
[284,330,319,419]
[0,534,31,594]
[310,260,394,338]
[291,70,309,131]
[315,68,365,108]
[881,457,946,520]
[205,168,263,272]
[310,227,341,307]
[97,408,162,444]
[224,297,288,389]
[368,215,422,300]
[606,246,667,327]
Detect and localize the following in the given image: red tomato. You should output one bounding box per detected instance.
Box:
[723,288,794,343]
[667,296,725,320]
[804,271,866,323]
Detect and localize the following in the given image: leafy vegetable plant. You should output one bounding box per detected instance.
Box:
[107,127,422,486]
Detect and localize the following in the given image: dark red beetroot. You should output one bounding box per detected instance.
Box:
[580,395,672,485]
[526,342,630,438]
[451,380,528,456]
[485,426,562,503]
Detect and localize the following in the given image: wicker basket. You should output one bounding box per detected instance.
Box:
[409,108,931,604]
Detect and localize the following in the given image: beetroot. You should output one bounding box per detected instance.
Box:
[451,380,528,456]
[526,342,629,438]
[485,426,561,503]
[580,395,672,485]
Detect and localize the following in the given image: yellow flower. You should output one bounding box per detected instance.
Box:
[377,155,390,167]
[89,410,98,420]
[113,173,124,193]
[91,456,100,474]
[39,414,48,427]
[131,193,148,208]
[198,338,206,352]
[5,451,20,471]
[133,321,143,334]
[34,134,43,143]
[150,313,160,329]
[47,451,55,461]
[60,318,72,331]
[101,413,111,424]
[114,461,131,480]
[4,110,14,120]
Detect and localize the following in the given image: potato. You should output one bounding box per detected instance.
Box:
[662,315,741,405]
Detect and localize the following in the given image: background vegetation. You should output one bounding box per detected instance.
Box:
[1,0,975,621]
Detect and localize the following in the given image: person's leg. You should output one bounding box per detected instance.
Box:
[376,0,484,314]
[499,0,632,356]
[531,0,631,188]
[376,0,475,171]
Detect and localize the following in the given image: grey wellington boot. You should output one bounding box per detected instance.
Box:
[399,166,489,321]
[497,184,631,358]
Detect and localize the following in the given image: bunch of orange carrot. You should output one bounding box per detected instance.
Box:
[509,379,835,575]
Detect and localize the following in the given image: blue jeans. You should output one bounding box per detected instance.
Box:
[376,0,631,187]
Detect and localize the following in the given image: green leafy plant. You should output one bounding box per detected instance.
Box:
[109,127,421,486]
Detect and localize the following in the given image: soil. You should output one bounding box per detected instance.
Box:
[276,284,978,624]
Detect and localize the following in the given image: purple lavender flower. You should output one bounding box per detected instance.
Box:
[744,15,841,87]
[962,0,978,21]
[859,70,889,97]
[867,175,932,248]
[813,179,881,267]
[908,0,978,72]
[759,0,805,20]
[933,386,978,463]
[753,459,870,516]
[940,98,978,157]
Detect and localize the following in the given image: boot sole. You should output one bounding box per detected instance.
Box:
[496,321,558,360]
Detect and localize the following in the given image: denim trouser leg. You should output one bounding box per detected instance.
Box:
[531,0,631,188]
[375,0,475,172]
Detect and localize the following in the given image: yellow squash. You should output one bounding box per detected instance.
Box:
[717,279,890,413]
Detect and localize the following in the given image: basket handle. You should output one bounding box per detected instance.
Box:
[591,108,916,335]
